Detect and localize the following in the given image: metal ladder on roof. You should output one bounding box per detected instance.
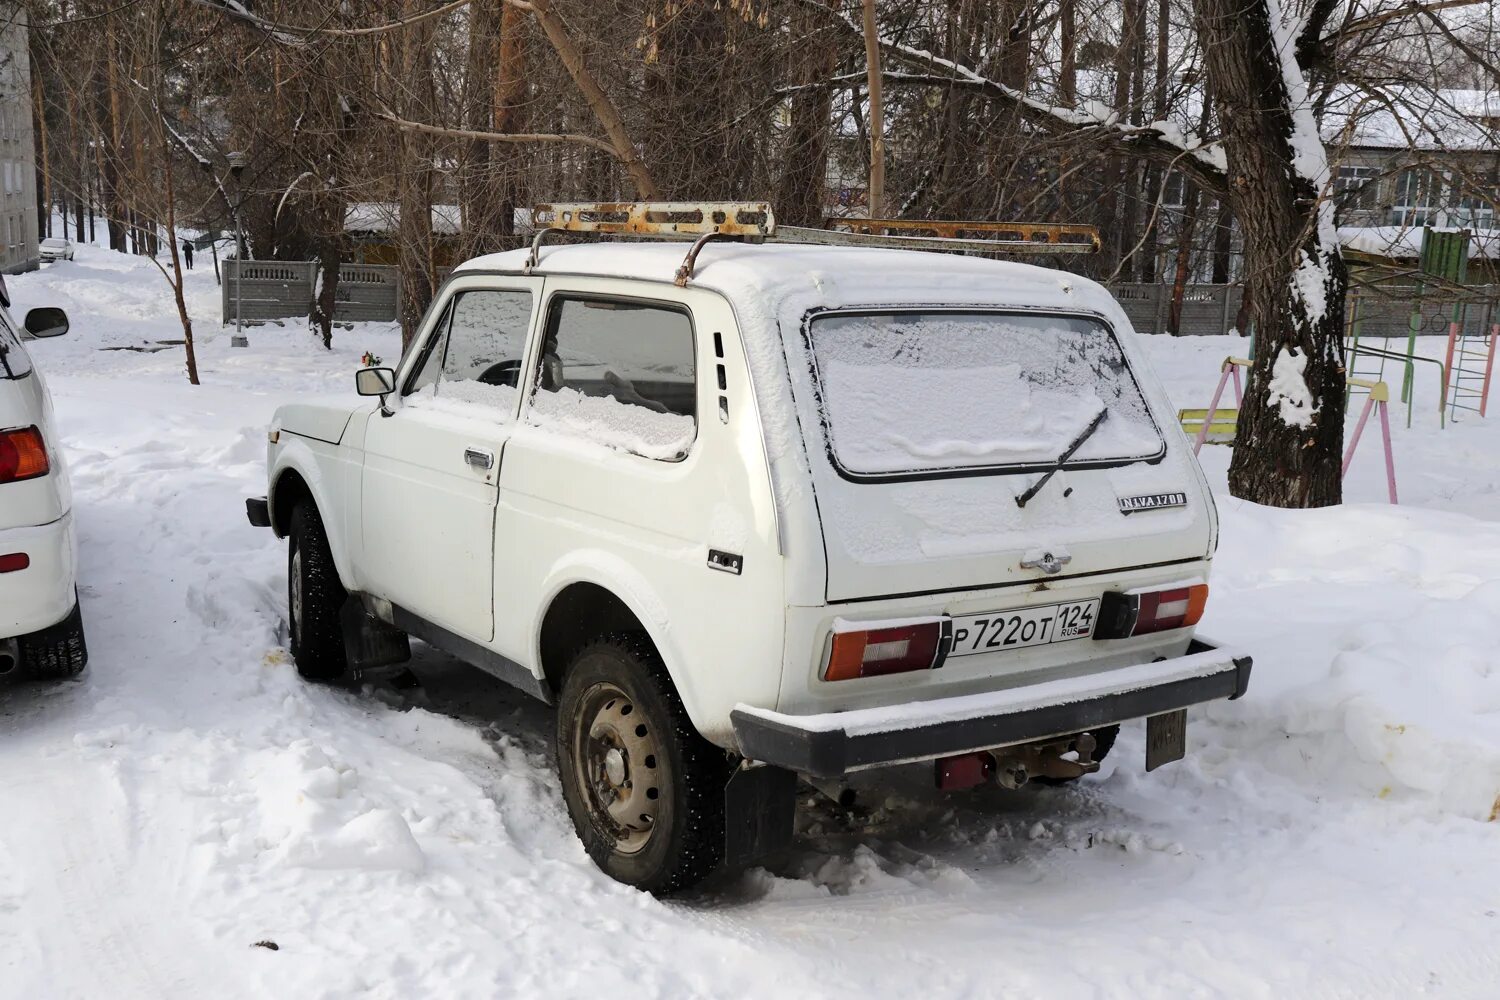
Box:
[1445,299,1497,422]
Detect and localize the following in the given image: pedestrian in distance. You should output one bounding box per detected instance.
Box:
[183,241,194,270]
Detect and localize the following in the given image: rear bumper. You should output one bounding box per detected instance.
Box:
[731,638,1251,779]
[0,513,78,638]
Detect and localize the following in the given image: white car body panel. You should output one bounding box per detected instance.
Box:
[0,313,79,639]
[261,243,1224,750]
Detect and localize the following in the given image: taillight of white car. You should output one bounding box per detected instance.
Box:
[824,617,948,681]
[0,425,50,484]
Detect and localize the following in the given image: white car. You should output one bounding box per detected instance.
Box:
[38,238,74,263]
[249,205,1251,893]
[0,295,87,680]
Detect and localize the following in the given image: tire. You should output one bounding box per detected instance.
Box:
[288,501,349,682]
[556,635,734,894]
[1033,724,1120,786]
[18,599,88,680]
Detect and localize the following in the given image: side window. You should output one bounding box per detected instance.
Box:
[403,288,533,406]
[529,296,697,461]
[0,310,32,379]
[441,289,533,387]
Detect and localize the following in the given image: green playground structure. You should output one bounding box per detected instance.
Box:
[1344,228,1496,429]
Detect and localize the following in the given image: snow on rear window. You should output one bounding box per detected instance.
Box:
[808,311,1162,476]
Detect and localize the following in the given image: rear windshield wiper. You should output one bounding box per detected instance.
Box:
[1015,407,1108,508]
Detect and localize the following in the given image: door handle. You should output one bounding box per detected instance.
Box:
[464,447,495,470]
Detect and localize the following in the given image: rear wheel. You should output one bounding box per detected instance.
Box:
[287,502,348,681]
[556,636,733,894]
[19,599,88,680]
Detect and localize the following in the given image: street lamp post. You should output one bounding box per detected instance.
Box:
[226,152,248,348]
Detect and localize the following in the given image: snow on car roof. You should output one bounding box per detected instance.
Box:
[456,241,1114,315]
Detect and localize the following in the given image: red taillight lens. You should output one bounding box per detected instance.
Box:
[825,621,943,681]
[0,552,28,573]
[1134,584,1209,635]
[0,426,49,484]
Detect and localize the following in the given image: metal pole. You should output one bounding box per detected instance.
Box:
[232,218,246,347]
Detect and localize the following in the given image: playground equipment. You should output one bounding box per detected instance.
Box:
[1181,356,1248,455]
[1341,378,1399,505]
[1182,360,1400,504]
[1345,228,1496,426]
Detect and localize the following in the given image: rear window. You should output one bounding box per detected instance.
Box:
[0,311,31,379]
[807,310,1163,477]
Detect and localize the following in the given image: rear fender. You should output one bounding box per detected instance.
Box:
[533,552,726,744]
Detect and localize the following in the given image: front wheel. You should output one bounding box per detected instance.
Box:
[556,636,733,894]
[287,502,348,682]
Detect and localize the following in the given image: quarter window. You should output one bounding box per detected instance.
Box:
[529,296,697,461]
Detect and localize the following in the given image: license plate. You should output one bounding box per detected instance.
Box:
[949,599,1099,657]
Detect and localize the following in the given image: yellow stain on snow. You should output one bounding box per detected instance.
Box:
[1378,786,1391,800]
[263,649,291,666]
[1488,794,1500,823]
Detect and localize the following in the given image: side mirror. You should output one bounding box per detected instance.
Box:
[355,367,396,397]
[24,307,69,338]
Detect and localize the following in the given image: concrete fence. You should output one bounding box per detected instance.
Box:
[222,260,402,326]
[1109,283,1244,336]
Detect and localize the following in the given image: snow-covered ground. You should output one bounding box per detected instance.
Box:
[3,245,1498,998]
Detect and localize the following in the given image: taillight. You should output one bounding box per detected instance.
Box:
[825,618,946,681]
[1095,584,1208,638]
[0,552,28,573]
[0,426,49,484]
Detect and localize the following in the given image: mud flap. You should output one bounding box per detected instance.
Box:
[340,597,411,673]
[724,763,797,869]
[1145,708,1188,772]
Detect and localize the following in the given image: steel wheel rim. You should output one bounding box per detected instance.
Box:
[573,681,664,856]
[289,547,303,648]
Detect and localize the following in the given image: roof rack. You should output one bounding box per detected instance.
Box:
[525,202,1099,285]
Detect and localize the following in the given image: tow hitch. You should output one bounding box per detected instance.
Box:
[935,732,1101,791]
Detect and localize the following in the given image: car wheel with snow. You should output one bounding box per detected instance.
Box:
[556,636,733,894]
[18,600,88,680]
[288,501,349,682]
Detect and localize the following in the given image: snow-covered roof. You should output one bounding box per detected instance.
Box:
[344,202,462,237]
[1321,87,1500,152]
[1340,225,1500,260]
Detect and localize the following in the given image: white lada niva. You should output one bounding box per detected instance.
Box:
[249,205,1251,893]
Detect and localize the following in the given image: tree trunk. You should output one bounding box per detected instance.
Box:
[311,230,340,350]
[527,0,659,199]
[861,0,885,218]
[460,0,500,256]
[1196,0,1347,507]
[779,5,836,226]
[1167,184,1200,335]
[396,1,437,349]
[493,3,527,243]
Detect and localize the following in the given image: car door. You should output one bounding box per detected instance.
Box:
[359,275,542,641]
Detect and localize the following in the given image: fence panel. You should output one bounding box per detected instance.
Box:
[1108,283,1243,336]
[223,261,403,325]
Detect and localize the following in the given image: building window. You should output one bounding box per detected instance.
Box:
[1333,165,1381,222]
[1388,168,1443,227]
[1451,176,1496,230]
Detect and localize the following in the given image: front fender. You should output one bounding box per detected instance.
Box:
[269,436,359,594]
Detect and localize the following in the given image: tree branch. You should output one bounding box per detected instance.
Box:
[785,0,1229,197]
[369,106,623,159]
